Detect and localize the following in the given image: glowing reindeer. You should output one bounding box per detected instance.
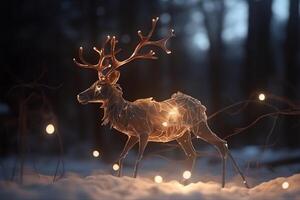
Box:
[74,18,249,188]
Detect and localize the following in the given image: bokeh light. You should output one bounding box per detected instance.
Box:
[182,170,192,179]
[45,124,55,135]
[92,150,100,158]
[258,93,266,101]
[154,175,163,183]
[113,164,120,171]
[282,181,289,189]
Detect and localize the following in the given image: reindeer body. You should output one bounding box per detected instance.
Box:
[102,85,208,143]
[74,17,249,188]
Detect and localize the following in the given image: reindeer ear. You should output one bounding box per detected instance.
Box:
[107,71,120,84]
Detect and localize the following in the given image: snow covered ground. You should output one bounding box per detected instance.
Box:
[0,147,299,200]
[1,173,299,200]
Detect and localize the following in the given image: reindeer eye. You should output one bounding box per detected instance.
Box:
[95,85,102,92]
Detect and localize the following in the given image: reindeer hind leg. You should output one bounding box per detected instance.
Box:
[228,152,250,188]
[192,121,228,187]
[194,121,249,188]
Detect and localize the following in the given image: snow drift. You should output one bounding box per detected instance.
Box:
[0,173,299,200]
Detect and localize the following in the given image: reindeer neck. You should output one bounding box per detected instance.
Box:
[101,85,128,126]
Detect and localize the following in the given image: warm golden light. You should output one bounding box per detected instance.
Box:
[182,170,191,179]
[46,124,55,135]
[169,107,178,116]
[154,175,163,183]
[92,150,100,158]
[258,93,266,101]
[113,164,120,171]
[169,111,176,115]
[282,181,289,189]
[162,122,168,127]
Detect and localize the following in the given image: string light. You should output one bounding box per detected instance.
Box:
[182,170,192,179]
[162,122,168,127]
[258,93,266,101]
[154,175,163,183]
[112,163,120,171]
[45,124,55,135]
[282,181,289,189]
[92,150,100,158]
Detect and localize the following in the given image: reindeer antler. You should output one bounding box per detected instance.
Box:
[106,17,175,76]
[73,35,119,79]
[74,17,174,80]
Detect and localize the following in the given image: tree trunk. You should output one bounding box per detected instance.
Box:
[243,0,274,145]
[283,0,300,148]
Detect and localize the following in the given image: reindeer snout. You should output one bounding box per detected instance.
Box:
[77,94,81,102]
[77,94,88,104]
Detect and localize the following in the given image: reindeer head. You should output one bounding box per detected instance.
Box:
[74,17,174,105]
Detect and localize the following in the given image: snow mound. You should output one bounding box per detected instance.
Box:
[0,173,299,200]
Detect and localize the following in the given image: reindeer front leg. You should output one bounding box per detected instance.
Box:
[117,136,139,177]
[133,134,149,178]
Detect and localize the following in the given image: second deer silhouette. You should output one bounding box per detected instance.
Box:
[74,17,249,188]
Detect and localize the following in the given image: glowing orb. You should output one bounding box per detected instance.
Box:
[169,111,176,115]
[282,181,289,189]
[258,93,266,101]
[92,150,100,158]
[154,175,163,183]
[46,124,55,134]
[169,107,178,116]
[113,164,120,171]
[162,122,168,127]
[182,170,191,179]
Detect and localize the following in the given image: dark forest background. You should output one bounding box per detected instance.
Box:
[0,0,299,162]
